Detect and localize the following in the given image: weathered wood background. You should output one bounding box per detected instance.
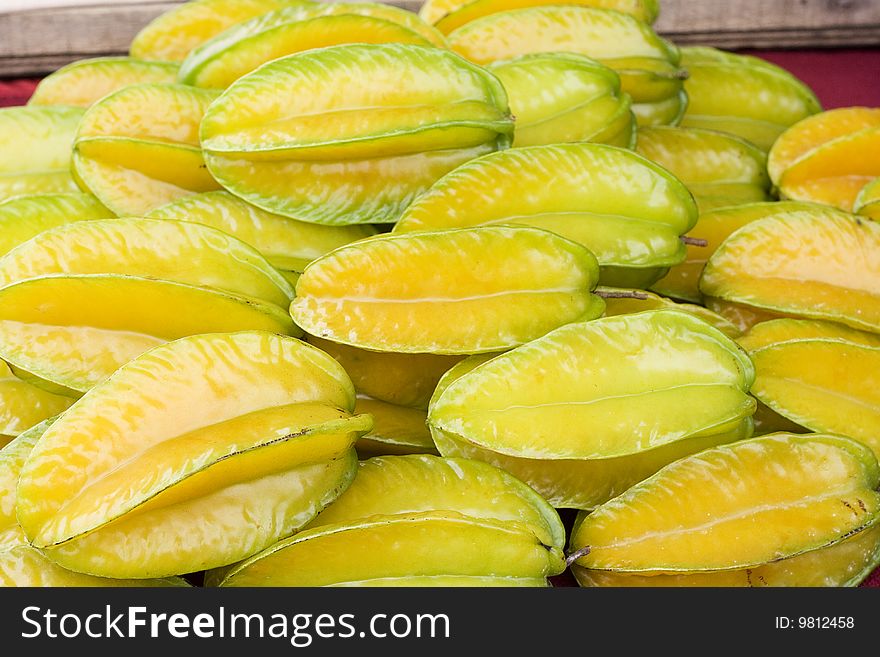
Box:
[1,0,879,76]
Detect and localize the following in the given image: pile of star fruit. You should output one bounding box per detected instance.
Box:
[0,0,878,587]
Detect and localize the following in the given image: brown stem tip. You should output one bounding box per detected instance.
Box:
[681,236,708,247]
[565,546,592,568]
[595,288,650,300]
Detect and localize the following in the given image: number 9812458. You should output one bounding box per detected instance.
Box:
[798,617,854,629]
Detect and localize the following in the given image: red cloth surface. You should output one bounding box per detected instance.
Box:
[0,77,40,107]
[745,48,880,109]
[3,48,880,108]
[1,50,879,588]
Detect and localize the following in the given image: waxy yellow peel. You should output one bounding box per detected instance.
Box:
[700,207,880,333]
[0,275,297,396]
[768,107,880,211]
[291,226,603,354]
[430,309,754,459]
[73,83,222,215]
[353,396,437,457]
[574,523,880,587]
[447,6,684,126]
[208,454,565,586]
[28,57,179,108]
[569,434,880,573]
[0,217,294,307]
[679,47,821,151]
[739,319,880,458]
[307,335,463,409]
[201,43,513,225]
[651,201,824,303]
[0,216,298,394]
[16,332,369,578]
[212,513,563,587]
[0,106,83,201]
[487,53,635,148]
[856,178,880,220]
[428,310,755,508]
[148,191,375,273]
[0,192,113,259]
[180,2,446,88]
[635,126,772,212]
[421,0,660,34]
[1,421,188,587]
[130,0,311,62]
[396,143,697,288]
[0,362,73,440]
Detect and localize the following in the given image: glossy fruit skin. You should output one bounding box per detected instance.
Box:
[855,178,880,220]
[487,53,636,148]
[180,2,446,88]
[130,0,311,62]
[751,398,807,436]
[429,309,754,458]
[422,0,660,34]
[28,57,179,107]
[15,332,369,578]
[573,523,880,587]
[0,217,297,395]
[199,46,511,160]
[72,83,222,216]
[0,217,294,308]
[635,126,772,212]
[569,433,880,573]
[307,335,462,409]
[1,421,188,587]
[201,43,513,225]
[704,297,789,335]
[679,46,821,151]
[0,275,297,397]
[428,310,755,508]
[432,416,753,509]
[0,192,113,258]
[651,200,824,303]
[291,226,603,354]
[446,6,685,126]
[768,107,880,183]
[600,289,741,337]
[148,190,376,275]
[207,454,565,586]
[0,362,73,441]
[700,207,880,334]
[307,454,565,548]
[0,106,83,201]
[738,319,880,458]
[212,513,563,586]
[738,317,880,353]
[353,396,438,457]
[778,128,880,212]
[768,107,880,212]
[395,143,697,287]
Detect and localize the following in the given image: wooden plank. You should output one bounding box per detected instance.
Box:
[655,0,880,49]
[0,2,177,75]
[664,27,880,51]
[0,1,421,76]
[656,0,880,34]
[1,0,879,77]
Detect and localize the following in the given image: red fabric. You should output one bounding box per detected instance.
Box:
[744,48,880,109]
[1,51,879,587]
[3,49,880,108]
[0,77,40,107]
